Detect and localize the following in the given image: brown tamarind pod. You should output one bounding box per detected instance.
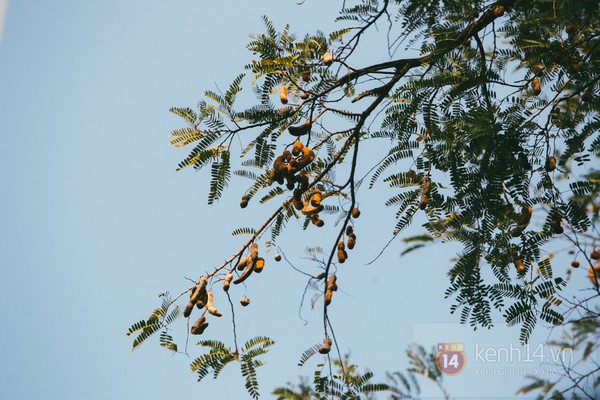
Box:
[337,241,345,250]
[531,77,541,95]
[323,52,333,65]
[319,337,333,354]
[418,194,428,210]
[550,218,563,234]
[190,276,208,304]
[249,243,259,261]
[347,233,356,250]
[278,106,293,118]
[190,316,208,335]
[301,71,311,82]
[196,289,208,309]
[240,199,249,208]
[324,290,333,305]
[296,170,310,188]
[337,249,347,264]
[314,272,326,280]
[274,253,282,262]
[301,204,319,216]
[531,65,543,76]
[288,122,312,137]
[292,197,304,210]
[293,188,302,202]
[234,261,254,285]
[493,5,505,17]
[205,291,222,317]
[351,207,361,218]
[279,85,289,104]
[223,273,233,292]
[240,297,250,307]
[286,180,296,191]
[310,190,322,207]
[571,260,580,268]
[591,250,600,260]
[326,274,338,291]
[545,156,556,172]
[241,194,250,201]
[183,301,195,318]
[514,258,526,273]
[587,265,600,288]
[300,92,309,100]
[517,205,533,226]
[316,219,324,227]
[254,257,265,273]
[282,150,293,163]
[292,141,304,156]
[422,180,431,195]
[236,257,249,271]
[345,225,353,235]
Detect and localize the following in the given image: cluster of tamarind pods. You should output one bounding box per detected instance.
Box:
[183,276,223,335]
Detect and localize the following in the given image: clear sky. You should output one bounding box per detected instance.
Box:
[0,1,595,399]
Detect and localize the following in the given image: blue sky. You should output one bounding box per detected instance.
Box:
[0,1,595,399]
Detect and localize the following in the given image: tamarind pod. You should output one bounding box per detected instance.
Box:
[345,225,353,235]
[310,191,322,207]
[301,204,319,216]
[240,200,248,208]
[418,194,428,210]
[296,148,315,169]
[190,316,208,335]
[324,290,333,305]
[205,291,222,317]
[189,276,208,304]
[588,266,600,288]
[254,257,265,273]
[337,241,345,250]
[347,234,356,250]
[241,194,250,201]
[323,52,333,65]
[274,253,282,262]
[493,5,505,16]
[319,337,332,354]
[275,175,285,185]
[279,85,289,104]
[223,273,233,292]
[286,180,295,191]
[315,219,324,227]
[300,93,309,100]
[278,106,292,117]
[236,257,249,271]
[250,243,259,261]
[530,65,543,76]
[292,198,304,210]
[301,71,311,82]
[240,297,250,307]
[196,290,208,309]
[544,156,556,172]
[234,261,254,285]
[514,258,526,273]
[531,77,541,95]
[517,205,532,226]
[337,249,347,264]
[292,141,303,156]
[351,207,361,218]
[592,250,600,260]
[282,150,293,163]
[314,272,326,280]
[183,301,195,318]
[293,188,302,202]
[288,122,312,137]
[571,260,580,268]
[327,274,337,291]
[422,180,431,195]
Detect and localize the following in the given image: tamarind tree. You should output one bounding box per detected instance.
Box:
[128,0,599,398]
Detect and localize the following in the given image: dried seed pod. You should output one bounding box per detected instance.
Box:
[351,207,361,218]
[337,241,345,250]
[493,5,505,17]
[314,272,326,280]
[545,156,556,172]
[514,258,526,273]
[240,297,250,307]
[274,253,282,262]
[240,199,248,208]
[422,180,432,195]
[587,265,600,288]
[223,273,233,292]
[190,316,208,335]
[315,219,324,227]
[300,92,309,100]
[292,197,304,210]
[241,194,250,201]
[296,147,315,169]
[205,291,222,317]
[234,260,254,285]
[337,249,347,263]
[347,233,356,250]
[237,257,249,271]
[571,260,580,268]
[183,301,195,318]
[418,194,429,210]
[254,257,265,273]
[301,204,319,216]
[591,250,600,260]
[196,289,209,309]
[530,65,543,76]
[531,77,541,95]
[250,243,259,261]
[292,141,304,156]
[517,205,533,226]
[301,71,311,82]
[325,273,338,305]
[319,337,333,354]
[286,180,295,191]
[310,190,322,207]
[279,85,289,104]
[190,276,208,304]
[288,122,312,137]
[323,52,333,65]
[345,225,353,235]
